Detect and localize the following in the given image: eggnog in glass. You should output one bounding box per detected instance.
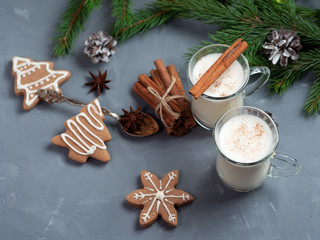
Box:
[213,106,301,192]
[188,44,270,129]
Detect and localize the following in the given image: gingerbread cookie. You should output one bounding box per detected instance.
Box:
[126,170,194,228]
[52,99,112,163]
[12,56,71,111]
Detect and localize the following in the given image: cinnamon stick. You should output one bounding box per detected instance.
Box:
[154,59,173,91]
[154,69,162,87]
[133,82,157,109]
[189,38,248,99]
[138,74,184,115]
[167,65,197,129]
[133,82,178,128]
[166,65,186,96]
[150,69,165,90]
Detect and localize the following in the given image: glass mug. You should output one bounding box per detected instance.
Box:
[213,106,301,192]
[187,44,270,129]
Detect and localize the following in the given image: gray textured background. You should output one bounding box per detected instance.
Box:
[1,0,320,239]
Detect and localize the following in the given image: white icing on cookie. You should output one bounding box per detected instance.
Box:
[12,56,69,107]
[133,171,188,223]
[60,99,106,156]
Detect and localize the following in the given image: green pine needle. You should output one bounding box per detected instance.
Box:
[111,0,135,29]
[111,3,176,43]
[304,67,320,115]
[52,0,102,56]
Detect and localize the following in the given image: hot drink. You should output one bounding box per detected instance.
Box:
[192,53,245,98]
[219,114,273,163]
[187,44,270,129]
[213,106,300,192]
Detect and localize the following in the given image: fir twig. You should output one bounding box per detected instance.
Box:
[304,66,320,115]
[53,0,102,56]
[267,50,320,93]
[111,0,135,28]
[112,4,176,43]
[111,0,232,43]
[296,6,320,25]
[305,79,320,115]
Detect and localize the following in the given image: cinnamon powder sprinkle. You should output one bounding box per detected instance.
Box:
[219,115,272,163]
[230,122,265,154]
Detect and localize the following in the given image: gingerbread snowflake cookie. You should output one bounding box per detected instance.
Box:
[126,170,194,228]
[12,56,71,111]
[52,99,112,163]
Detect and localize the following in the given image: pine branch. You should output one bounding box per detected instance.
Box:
[155,0,245,25]
[111,0,234,43]
[111,0,135,28]
[268,49,320,93]
[156,0,320,43]
[304,70,320,115]
[52,0,102,56]
[296,6,320,25]
[112,4,177,43]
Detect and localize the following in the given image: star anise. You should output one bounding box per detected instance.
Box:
[85,69,111,95]
[119,106,146,134]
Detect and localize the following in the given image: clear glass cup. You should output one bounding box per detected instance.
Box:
[213,106,301,192]
[187,44,270,129]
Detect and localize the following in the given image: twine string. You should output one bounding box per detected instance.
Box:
[147,76,188,127]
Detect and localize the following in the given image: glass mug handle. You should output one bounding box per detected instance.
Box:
[267,153,301,178]
[245,66,271,97]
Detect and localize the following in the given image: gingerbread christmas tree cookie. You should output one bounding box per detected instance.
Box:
[52,99,112,163]
[12,56,71,111]
[126,170,194,228]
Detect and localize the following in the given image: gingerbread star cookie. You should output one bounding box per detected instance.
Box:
[52,99,112,163]
[12,56,71,111]
[126,170,194,228]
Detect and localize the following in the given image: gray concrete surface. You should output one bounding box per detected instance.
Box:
[0,0,319,239]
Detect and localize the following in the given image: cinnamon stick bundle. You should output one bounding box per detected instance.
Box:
[189,38,248,99]
[133,59,197,137]
[133,82,179,129]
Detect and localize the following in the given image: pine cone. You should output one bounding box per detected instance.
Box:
[263,29,302,67]
[84,31,117,64]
